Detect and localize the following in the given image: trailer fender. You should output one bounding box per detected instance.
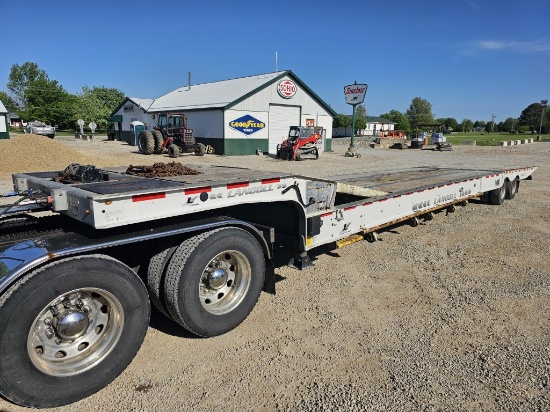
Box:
[0,218,275,297]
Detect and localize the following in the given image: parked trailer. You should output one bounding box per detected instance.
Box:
[0,163,536,407]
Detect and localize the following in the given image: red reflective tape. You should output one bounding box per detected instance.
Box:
[132,193,166,202]
[378,198,388,202]
[406,192,414,196]
[227,182,249,189]
[262,178,280,184]
[321,212,332,217]
[363,202,373,206]
[428,187,435,190]
[185,187,211,195]
[344,206,356,211]
[393,194,402,198]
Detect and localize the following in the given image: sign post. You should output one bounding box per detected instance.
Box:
[343,82,367,157]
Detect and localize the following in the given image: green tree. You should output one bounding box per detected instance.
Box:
[485,121,497,133]
[0,91,18,112]
[19,77,75,128]
[75,86,125,131]
[474,120,486,129]
[380,110,411,133]
[497,118,518,133]
[7,62,48,108]
[443,117,458,131]
[354,117,367,132]
[405,97,434,129]
[519,102,547,134]
[459,118,474,133]
[333,114,350,129]
[355,104,367,118]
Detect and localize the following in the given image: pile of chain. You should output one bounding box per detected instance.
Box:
[126,162,202,177]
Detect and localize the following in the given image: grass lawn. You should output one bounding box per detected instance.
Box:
[446,132,547,146]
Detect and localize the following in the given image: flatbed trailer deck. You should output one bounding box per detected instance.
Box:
[0,163,536,408]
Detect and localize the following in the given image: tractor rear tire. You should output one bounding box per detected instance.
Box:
[195,143,206,156]
[168,144,180,158]
[152,130,164,154]
[138,131,155,155]
[164,228,265,337]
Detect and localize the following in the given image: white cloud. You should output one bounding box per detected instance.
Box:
[461,39,550,55]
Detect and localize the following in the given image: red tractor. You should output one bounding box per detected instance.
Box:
[138,112,206,157]
[277,126,322,160]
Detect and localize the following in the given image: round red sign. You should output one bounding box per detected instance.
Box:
[277,80,297,99]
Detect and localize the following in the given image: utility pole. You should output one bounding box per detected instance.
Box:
[538,99,548,141]
[491,114,496,133]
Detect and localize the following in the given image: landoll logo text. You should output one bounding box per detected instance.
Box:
[229,114,265,135]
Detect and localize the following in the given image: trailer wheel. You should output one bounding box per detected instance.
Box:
[489,184,506,205]
[195,143,206,156]
[138,131,155,155]
[147,242,179,318]
[168,144,180,158]
[505,178,519,199]
[315,148,319,159]
[164,228,265,337]
[0,255,150,408]
[152,130,164,154]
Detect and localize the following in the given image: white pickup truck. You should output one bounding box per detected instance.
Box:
[24,120,56,138]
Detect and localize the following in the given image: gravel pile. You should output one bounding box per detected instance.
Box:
[0,135,549,411]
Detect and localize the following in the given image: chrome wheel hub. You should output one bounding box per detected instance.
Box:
[28,288,124,376]
[200,251,252,315]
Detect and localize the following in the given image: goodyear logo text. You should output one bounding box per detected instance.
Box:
[229,114,265,136]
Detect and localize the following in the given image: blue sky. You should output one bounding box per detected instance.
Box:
[2,0,549,123]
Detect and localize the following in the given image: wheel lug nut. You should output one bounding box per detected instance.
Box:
[43,317,52,326]
[75,298,83,308]
[82,305,91,313]
[50,306,60,316]
[45,327,55,339]
[62,298,71,308]
[54,337,62,344]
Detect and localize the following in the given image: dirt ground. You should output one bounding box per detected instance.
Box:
[0,135,549,411]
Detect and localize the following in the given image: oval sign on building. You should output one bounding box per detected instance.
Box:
[344,83,368,105]
[277,80,297,99]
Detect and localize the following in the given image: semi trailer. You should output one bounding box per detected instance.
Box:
[0,162,536,407]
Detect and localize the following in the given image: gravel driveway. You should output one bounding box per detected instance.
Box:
[1,135,549,411]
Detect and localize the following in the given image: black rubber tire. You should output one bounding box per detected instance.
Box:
[195,143,206,156]
[505,179,519,199]
[147,242,179,318]
[168,144,180,158]
[0,255,150,408]
[315,148,319,159]
[138,130,155,155]
[490,184,506,205]
[164,228,265,337]
[152,130,164,154]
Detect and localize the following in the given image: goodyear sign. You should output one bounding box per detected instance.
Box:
[229,114,265,136]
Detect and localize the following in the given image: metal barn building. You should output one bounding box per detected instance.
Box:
[0,100,9,139]
[110,71,336,155]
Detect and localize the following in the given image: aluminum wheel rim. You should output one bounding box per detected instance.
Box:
[28,288,124,377]
[199,250,251,315]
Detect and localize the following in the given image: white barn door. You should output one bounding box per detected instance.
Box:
[268,104,300,155]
